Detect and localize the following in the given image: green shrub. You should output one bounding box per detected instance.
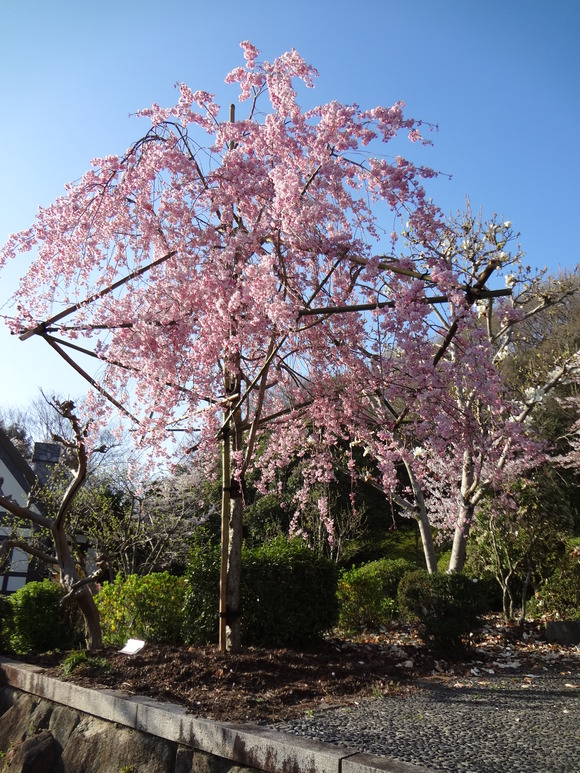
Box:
[9,580,78,654]
[531,548,580,619]
[461,550,503,613]
[337,557,414,632]
[437,551,451,573]
[182,540,221,645]
[0,594,14,650]
[242,538,338,646]
[397,569,432,622]
[398,569,486,650]
[182,537,338,646]
[96,572,186,646]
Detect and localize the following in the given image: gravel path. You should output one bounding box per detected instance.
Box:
[273,673,580,773]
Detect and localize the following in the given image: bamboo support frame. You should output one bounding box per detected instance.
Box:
[19,250,177,341]
[219,412,231,652]
[218,103,237,653]
[298,287,511,318]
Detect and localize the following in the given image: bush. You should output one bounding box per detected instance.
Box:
[242,538,339,646]
[397,569,432,622]
[461,551,503,613]
[9,580,78,654]
[183,537,338,646]
[182,539,221,645]
[0,594,13,650]
[337,558,414,632]
[96,572,186,646]
[437,551,451,573]
[531,547,580,619]
[398,569,486,650]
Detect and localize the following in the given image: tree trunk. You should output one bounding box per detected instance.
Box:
[223,401,244,654]
[448,451,476,573]
[59,564,103,650]
[74,588,103,650]
[416,510,438,574]
[226,491,243,653]
[502,580,514,621]
[219,422,231,652]
[54,524,103,650]
[448,510,470,573]
[520,564,532,623]
[403,461,438,573]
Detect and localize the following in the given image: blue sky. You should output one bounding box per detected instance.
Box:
[0,0,579,410]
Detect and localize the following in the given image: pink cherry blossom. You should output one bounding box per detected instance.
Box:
[1,43,560,613]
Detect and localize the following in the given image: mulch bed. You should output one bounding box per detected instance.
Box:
[5,616,579,723]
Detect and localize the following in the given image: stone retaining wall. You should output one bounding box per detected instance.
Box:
[0,657,434,773]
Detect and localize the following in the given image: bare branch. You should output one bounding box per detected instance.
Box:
[0,493,52,529]
[61,559,108,602]
[52,401,89,531]
[0,537,58,567]
[299,289,510,318]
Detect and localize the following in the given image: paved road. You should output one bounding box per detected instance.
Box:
[273,672,580,773]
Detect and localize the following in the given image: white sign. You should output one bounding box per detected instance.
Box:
[118,638,145,655]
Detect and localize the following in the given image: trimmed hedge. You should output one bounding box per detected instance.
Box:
[242,538,338,645]
[96,572,186,646]
[337,557,414,632]
[183,537,338,646]
[9,580,79,654]
[182,540,221,645]
[398,569,486,649]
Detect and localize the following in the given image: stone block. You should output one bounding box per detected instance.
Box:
[175,746,195,773]
[1,657,138,727]
[61,716,174,773]
[29,699,54,732]
[4,729,60,773]
[0,686,18,715]
[48,704,81,747]
[47,681,139,728]
[0,692,40,749]
[545,620,580,645]
[343,752,439,773]
[185,720,351,773]
[131,694,191,741]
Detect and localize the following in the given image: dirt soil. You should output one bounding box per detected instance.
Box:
[9,616,580,724]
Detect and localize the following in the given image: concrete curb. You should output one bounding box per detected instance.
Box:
[0,656,436,773]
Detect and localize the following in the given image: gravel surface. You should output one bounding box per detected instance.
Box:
[273,672,580,773]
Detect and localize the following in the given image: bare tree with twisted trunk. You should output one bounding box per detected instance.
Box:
[0,400,103,649]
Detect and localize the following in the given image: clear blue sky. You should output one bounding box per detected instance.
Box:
[0,0,579,410]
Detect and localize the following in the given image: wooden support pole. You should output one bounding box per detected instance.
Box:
[218,102,237,654]
[219,415,231,653]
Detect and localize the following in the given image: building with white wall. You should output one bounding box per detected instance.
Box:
[0,427,60,593]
